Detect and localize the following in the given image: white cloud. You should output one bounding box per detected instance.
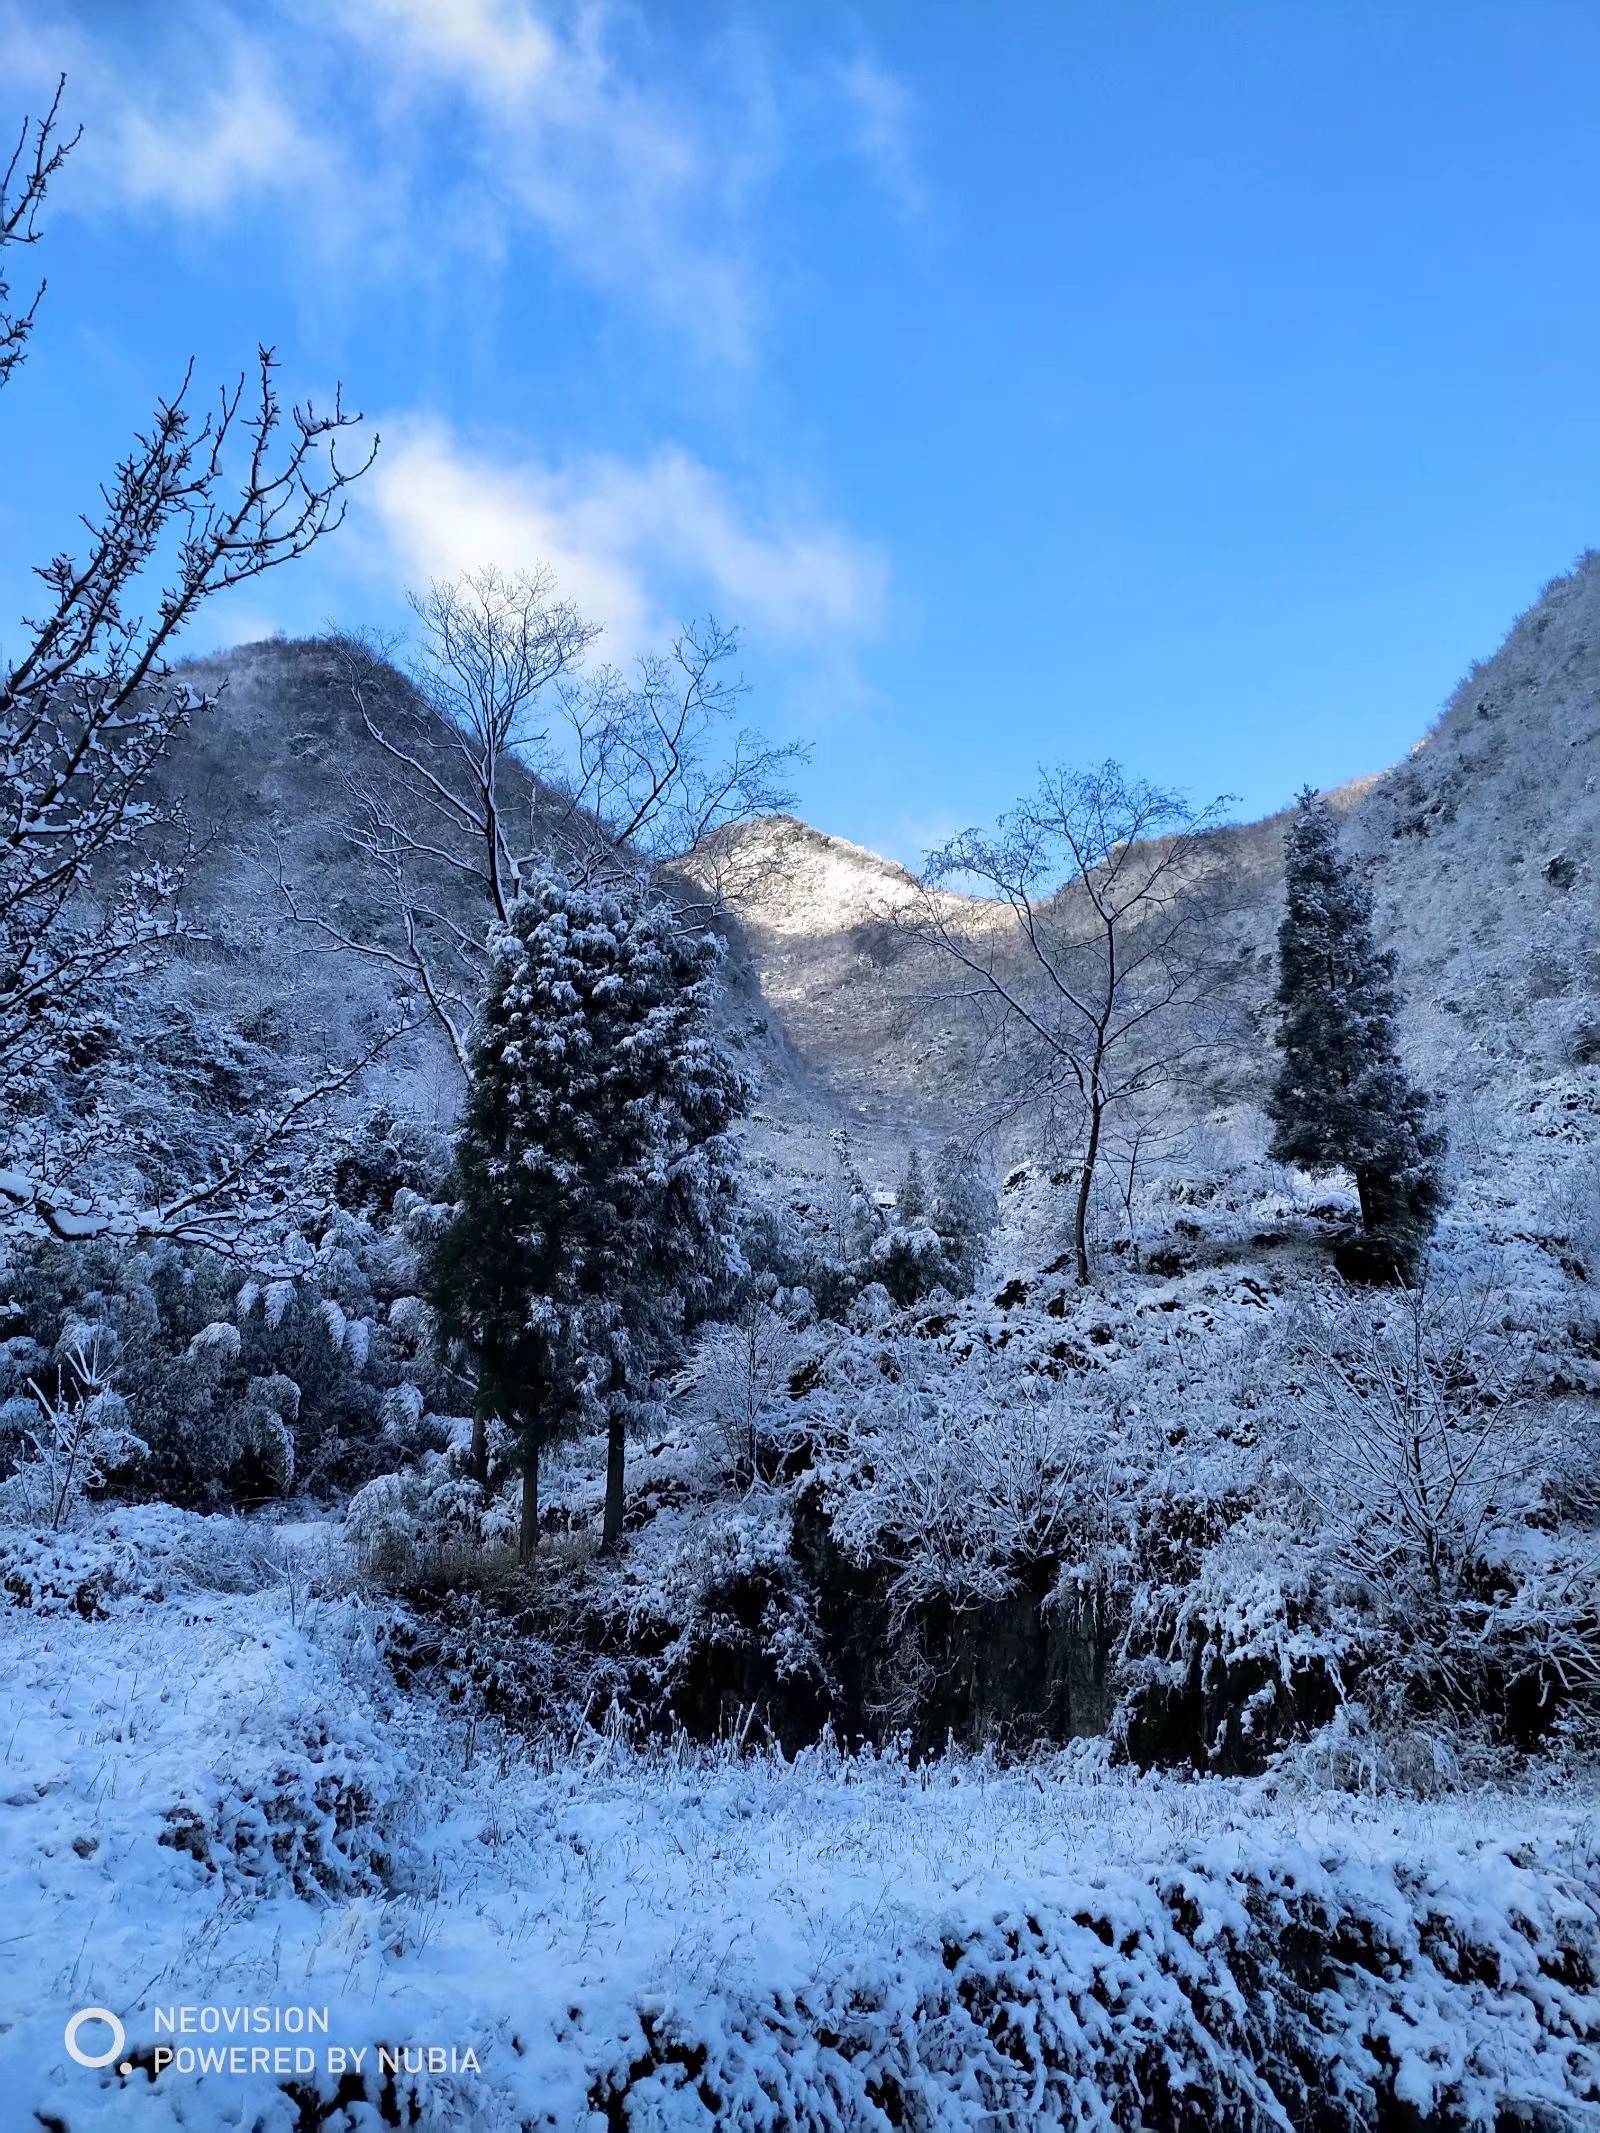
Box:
[114,50,325,219]
[320,0,759,362]
[835,54,925,220]
[2,1,923,365]
[0,7,328,219]
[360,417,887,661]
[323,0,561,108]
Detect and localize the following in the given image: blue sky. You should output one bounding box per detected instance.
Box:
[4,1,1600,862]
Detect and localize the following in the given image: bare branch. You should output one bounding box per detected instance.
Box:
[0,76,78,391]
[286,589,805,1066]
[0,1020,415,1268]
[888,761,1239,1283]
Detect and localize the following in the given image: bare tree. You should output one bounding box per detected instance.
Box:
[388,568,598,927]
[680,1300,805,1487]
[557,618,806,864]
[0,83,378,1248]
[282,569,805,1071]
[890,762,1235,1285]
[1097,1102,1196,1271]
[276,572,595,1072]
[1286,1286,1537,1601]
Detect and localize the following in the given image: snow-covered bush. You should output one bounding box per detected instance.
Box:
[0,1108,458,1512]
[678,1302,809,1485]
[591,1828,1600,2132]
[164,1515,291,1595]
[816,1340,1141,1620]
[0,1334,147,1528]
[345,1458,513,1585]
[1116,1509,1348,1774]
[1278,1285,1600,1748]
[1118,1280,1600,1777]
[639,1499,834,1746]
[189,1719,404,1898]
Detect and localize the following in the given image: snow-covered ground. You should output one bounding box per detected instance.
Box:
[3,1508,1597,2131]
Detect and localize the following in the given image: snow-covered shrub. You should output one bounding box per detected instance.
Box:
[1116,1511,1348,1774]
[779,1332,1167,1746]
[323,1105,454,1216]
[0,1503,280,1614]
[386,1584,586,1737]
[148,1633,420,1900]
[1119,1281,1600,1777]
[1279,1285,1600,1747]
[749,1135,997,1326]
[868,1143,997,1306]
[806,1333,1150,1624]
[1274,1700,1479,1797]
[636,1500,834,1747]
[163,1515,290,1595]
[0,1334,147,1528]
[1542,1150,1600,1280]
[0,1111,458,1511]
[193,1723,402,1897]
[345,1460,503,1585]
[870,1218,951,1306]
[678,1303,809,1485]
[591,1828,1600,2131]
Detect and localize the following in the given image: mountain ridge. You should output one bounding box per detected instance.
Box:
[95,548,1597,1212]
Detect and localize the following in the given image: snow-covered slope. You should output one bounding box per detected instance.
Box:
[695,554,1600,1197]
[4,1507,1597,2132]
[106,550,1596,1214]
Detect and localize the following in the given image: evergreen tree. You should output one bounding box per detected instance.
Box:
[812,1131,884,1317]
[873,1142,997,1308]
[930,1139,997,1290]
[873,1145,946,1307]
[1267,790,1446,1281]
[428,870,747,1563]
[894,1147,929,1226]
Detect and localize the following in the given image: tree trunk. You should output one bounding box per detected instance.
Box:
[517,1432,541,1567]
[1355,1170,1376,1233]
[469,1401,489,1489]
[602,1415,626,1553]
[1073,1090,1105,1286]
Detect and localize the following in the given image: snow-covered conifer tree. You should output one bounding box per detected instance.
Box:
[1267,790,1446,1280]
[427,870,746,1563]
[930,1139,997,1290]
[871,1143,997,1308]
[810,1131,885,1316]
[894,1147,929,1226]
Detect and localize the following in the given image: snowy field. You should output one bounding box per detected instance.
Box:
[3,1508,1598,2132]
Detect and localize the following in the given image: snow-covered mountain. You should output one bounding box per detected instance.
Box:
[137,551,1597,1205]
[693,555,1598,1236]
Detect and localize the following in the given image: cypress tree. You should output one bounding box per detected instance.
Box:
[428,869,747,1564]
[930,1138,997,1290]
[1267,789,1446,1281]
[894,1146,930,1226]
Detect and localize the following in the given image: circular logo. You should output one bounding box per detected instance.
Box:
[65,2007,127,2070]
